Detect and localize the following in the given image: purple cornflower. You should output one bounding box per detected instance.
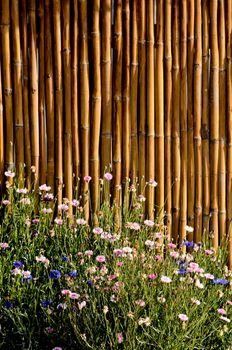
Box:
[13,261,23,268]
[68,270,78,278]
[41,299,52,308]
[49,270,61,280]
[61,256,69,262]
[4,301,13,309]
[182,240,194,249]
[212,278,229,285]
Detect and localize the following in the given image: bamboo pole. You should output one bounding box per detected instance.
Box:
[0,61,3,195]
[112,0,122,216]
[38,0,46,186]
[52,0,63,207]
[227,0,232,268]
[122,0,130,210]
[11,0,24,185]
[187,0,195,239]
[202,0,210,239]
[138,0,146,196]
[130,0,138,184]
[218,0,226,244]
[79,0,90,220]
[180,0,187,244]
[172,0,180,243]
[210,0,219,249]
[146,0,155,220]
[0,0,14,172]
[62,0,72,214]
[194,0,202,243]
[156,0,164,223]
[28,0,39,188]
[101,0,112,176]
[45,0,55,191]
[90,0,101,223]
[21,0,31,188]
[164,0,172,239]
[72,0,80,184]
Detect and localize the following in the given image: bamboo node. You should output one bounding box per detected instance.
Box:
[80,125,90,130]
[113,159,121,164]
[114,96,122,101]
[131,62,139,66]
[92,95,101,100]
[31,88,37,94]
[62,48,71,54]
[102,59,111,64]
[114,32,122,37]
[4,88,13,96]
[91,31,100,36]
[122,96,129,101]
[219,210,226,214]
[138,39,146,45]
[155,134,164,139]
[139,131,146,136]
[172,207,180,213]
[210,139,219,144]
[13,60,23,66]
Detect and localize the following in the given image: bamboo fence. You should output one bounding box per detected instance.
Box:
[0,1,232,266]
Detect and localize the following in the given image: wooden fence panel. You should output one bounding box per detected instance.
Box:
[0,0,232,266]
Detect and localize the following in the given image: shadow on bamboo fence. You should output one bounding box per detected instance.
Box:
[0,0,231,267]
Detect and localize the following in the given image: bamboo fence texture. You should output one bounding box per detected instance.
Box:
[1,1,232,266]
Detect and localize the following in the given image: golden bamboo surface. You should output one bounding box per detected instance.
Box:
[164,0,172,239]
[38,0,46,186]
[194,0,202,243]
[90,0,101,223]
[180,0,187,245]
[172,0,180,243]
[146,0,155,220]
[0,1,231,261]
[210,0,219,249]
[202,0,210,239]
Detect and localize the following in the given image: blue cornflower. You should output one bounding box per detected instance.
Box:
[41,299,53,308]
[61,256,69,262]
[182,240,194,249]
[212,278,229,285]
[49,270,61,280]
[13,260,23,268]
[178,268,187,276]
[87,280,93,286]
[4,301,13,309]
[68,270,78,278]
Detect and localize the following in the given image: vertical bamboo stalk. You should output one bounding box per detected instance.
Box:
[156,0,164,222]
[0,0,14,172]
[0,62,3,195]
[218,0,226,244]
[187,0,195,239]
[79,0,90,220]
[138,0,146,194]
[72,0,80,184]
[21,0,31,188]
[180,0,187,244]
[28,0,39,188]
[194,0,202,243]
[62,0,72,213]
[112,0,122,213]
[164,0,172,238]
[172,0,180,242]
[45,0,55,191]
[227,0,232,268]
[210,0,219,249]
[122,0,130,209]
[38,0,46,185]
[101,0,112,175]
[52,0,63,206]
[131,0,138,183]
[11,0,24,184]
[146,0,155,220]
[90,0,101,223]
[202,0,210,239]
